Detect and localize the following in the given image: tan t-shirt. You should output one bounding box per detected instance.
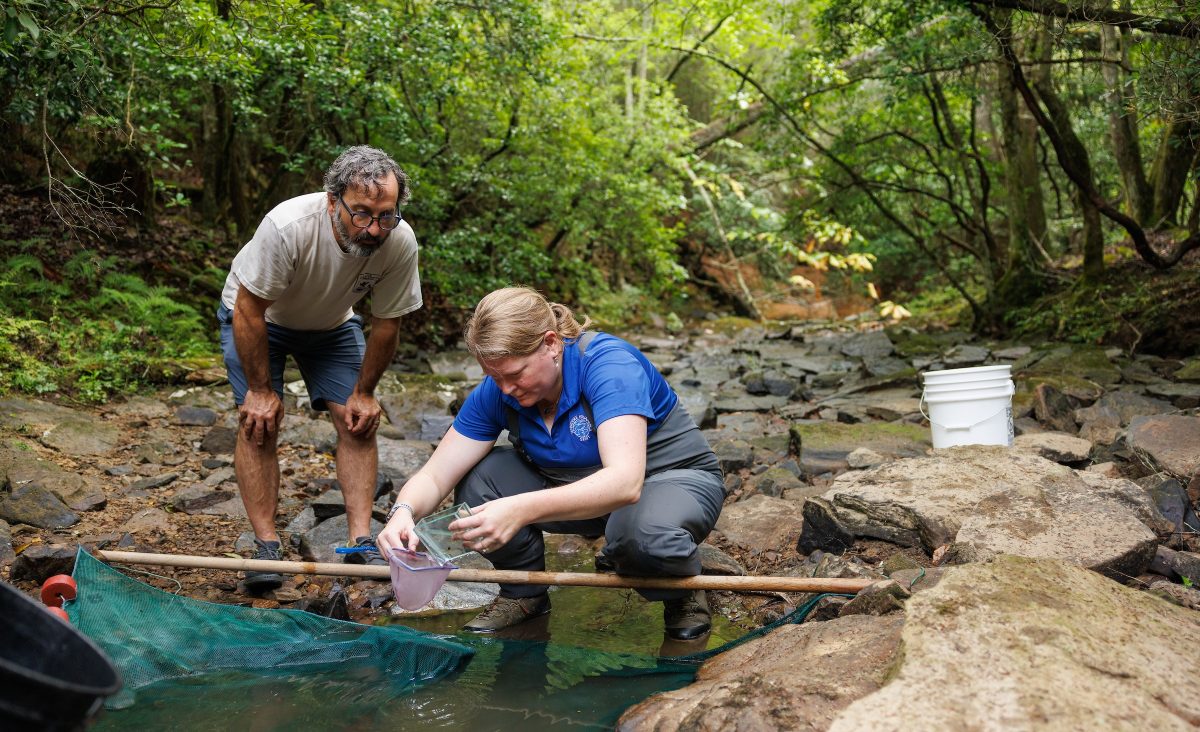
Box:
[220,192,422,331]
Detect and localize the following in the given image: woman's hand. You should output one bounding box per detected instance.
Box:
[376,508,419,558]
[450,498,528,554]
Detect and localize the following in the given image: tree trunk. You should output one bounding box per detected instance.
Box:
[1100,22,1152,222]
[1033,64,1105,278]
[1148,117,1200,228]
[992,17,1048,314]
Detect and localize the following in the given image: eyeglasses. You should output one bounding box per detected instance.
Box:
[337,194,403,230]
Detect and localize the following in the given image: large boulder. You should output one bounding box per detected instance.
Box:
[618,613,905,731]
[799,447,1164,579]
[829,556,1200,731]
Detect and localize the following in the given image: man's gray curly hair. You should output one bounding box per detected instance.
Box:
[323,145,410,205]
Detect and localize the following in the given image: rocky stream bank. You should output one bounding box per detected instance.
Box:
[3,318,1200,729]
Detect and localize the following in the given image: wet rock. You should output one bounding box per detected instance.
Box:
[1126,415,1200,479]
[1141,477,1200,546]
[200,425,238,454]
[618,613,905,731]
[1144,382,1200,408]
[711,438,753,473]
[377,376,458,440]
[280,417,338,453]
[119,507,172,535]
[284,506,318,535]
[172,483,237,514]
[828,556,1200,731]
[174,406,218,427]
[375,438,434,484]
[1031,382,1078,433]
[1013,432,1093,463]
[698,544,744,575]
[10,543,77,582]
[941,345,989,367]
[1079,391,1174,425]
[129,472,179,491]
[839,578,910,617]
[715,495,805,553]
[745,466,804,498]
[311,489,347,520]
[0,483,78,529]
[993,346,1031,361]
[299,513,385,563]
[203,466,235,487]
[840,330,895,360]
[800,447,1163,579]
[425,350,483,381]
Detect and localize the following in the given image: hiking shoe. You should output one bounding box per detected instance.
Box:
[244,538,284,593]
[342,536,387,566]
[593,552,617,573]
[463,594,551,633]
[663,590,711,641]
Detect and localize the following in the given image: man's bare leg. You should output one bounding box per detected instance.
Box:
[328,402,378,542]
[236,432,281,542]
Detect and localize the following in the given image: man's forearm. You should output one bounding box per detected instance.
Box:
[354,316,401,395]
[233,308,272,392]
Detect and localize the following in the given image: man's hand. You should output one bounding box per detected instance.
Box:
[344,390,382,437]
[240,388,284,446]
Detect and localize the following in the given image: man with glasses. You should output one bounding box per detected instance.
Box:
[217,145,422,592]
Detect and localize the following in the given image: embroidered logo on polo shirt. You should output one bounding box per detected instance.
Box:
[569,414,593,442]
[352,273,381,293]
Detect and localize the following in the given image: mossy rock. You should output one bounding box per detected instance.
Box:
[702,316,764,337]
[787,421,930,477]
[1175,358,1200,383]
[1013,375,1105,411]
[886,328,975,359]
[1022,344,1120,386]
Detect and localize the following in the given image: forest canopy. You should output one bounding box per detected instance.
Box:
[1,0,1198,398]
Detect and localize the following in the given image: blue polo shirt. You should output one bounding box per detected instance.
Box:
[453,333,678,469]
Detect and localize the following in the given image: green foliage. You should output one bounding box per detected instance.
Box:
[0,250,212,402]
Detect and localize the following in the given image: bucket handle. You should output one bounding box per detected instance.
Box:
[919,391,1013,432]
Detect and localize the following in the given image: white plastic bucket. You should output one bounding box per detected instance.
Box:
[922,377,1013,395]
[921,364,1011,386]
[920,370,1014,449]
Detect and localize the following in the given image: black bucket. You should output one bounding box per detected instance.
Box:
[0,580,122,731]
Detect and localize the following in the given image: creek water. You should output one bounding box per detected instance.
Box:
[91,552,751,731]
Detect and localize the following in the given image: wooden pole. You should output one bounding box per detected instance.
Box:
[96,550,872,594]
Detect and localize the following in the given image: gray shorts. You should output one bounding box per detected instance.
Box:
[217,304,364,411]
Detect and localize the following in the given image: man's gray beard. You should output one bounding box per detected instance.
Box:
[331,214,387,258]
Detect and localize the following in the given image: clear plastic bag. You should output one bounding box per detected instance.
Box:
[388,549,456,610]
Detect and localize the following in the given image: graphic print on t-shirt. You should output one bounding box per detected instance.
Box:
[352,273,382,294]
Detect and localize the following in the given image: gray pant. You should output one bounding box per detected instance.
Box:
[455,447,725,601]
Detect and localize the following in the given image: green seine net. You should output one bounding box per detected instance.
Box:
[68,550,474,709]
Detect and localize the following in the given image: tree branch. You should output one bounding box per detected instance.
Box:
[967,0,1200,39]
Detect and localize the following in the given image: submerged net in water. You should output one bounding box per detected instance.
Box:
[68,550,701,730]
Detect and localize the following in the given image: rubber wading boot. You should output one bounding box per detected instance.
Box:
[244,538,285,593]
[663,590,711,641]
[463,594,551,633]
